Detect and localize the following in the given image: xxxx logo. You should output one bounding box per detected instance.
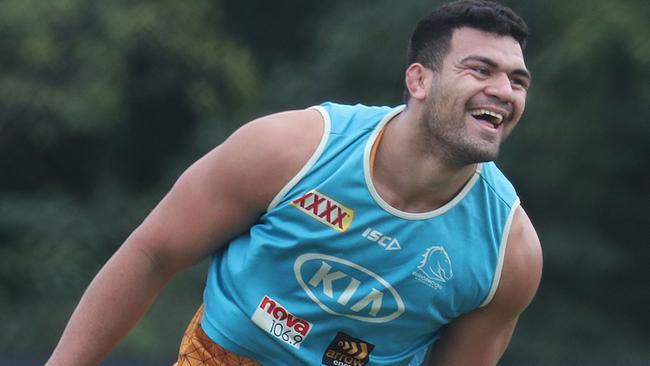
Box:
[322,332,375,366]
[291,190,354,232]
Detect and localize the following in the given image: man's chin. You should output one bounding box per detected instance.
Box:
[454,146,500,165]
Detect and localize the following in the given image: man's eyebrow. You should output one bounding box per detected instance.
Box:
[460,55,532,81]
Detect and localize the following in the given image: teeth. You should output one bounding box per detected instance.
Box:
[470,109,504,125]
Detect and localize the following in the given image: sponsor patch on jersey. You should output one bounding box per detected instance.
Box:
[322,332,375,366]
[294,253,405,323]
[412,246,453,290]
[291,190,354,232]
[361,227,402,250]
[251,295,312,349]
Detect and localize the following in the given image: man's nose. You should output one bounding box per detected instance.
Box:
[485,73,514,102]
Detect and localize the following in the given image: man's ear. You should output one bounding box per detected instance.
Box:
[405,63,432,101]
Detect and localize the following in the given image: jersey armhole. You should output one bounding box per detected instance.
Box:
[266,105,331,211]
[479,197,521,308]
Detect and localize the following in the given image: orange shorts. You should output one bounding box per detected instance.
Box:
[174,305,261,366]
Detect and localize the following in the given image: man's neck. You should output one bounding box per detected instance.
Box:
[371,107,478,213]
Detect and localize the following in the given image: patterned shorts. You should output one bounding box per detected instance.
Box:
[174,305,261,366]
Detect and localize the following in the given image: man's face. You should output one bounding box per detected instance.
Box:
[420,27,530,165]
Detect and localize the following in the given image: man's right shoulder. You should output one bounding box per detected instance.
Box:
[231,108,325,174]
[201,108,326,211]
[234,108,325,152]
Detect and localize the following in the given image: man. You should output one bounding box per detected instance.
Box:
[47,1,542,365]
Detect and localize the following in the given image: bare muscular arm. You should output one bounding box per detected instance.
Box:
[46,109,324,366]
[425,206,543,366]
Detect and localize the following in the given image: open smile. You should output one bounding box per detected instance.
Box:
[468,108,506,129]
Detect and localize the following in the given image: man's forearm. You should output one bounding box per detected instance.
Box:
[46,243,175,366]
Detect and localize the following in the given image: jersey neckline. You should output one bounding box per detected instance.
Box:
[363,105,483,220]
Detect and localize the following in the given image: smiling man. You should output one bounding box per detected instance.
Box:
[47,1,542,365]
[413,28,530,166]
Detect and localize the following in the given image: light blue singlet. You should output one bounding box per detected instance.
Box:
[201,102,520,366]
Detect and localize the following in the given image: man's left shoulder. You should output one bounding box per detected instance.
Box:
[495,206,543,313]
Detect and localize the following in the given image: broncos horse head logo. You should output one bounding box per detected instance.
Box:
[417,246,453,283]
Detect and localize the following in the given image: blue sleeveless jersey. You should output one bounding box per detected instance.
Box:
[201,102,520,366]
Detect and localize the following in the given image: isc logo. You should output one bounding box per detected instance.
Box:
[361,227,401,250]
[291,190,354,232]
[294,253,404,323]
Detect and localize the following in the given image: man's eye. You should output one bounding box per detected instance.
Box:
[511,78,529,89]
[472,67,489,75]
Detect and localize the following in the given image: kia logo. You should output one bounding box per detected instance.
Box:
[294,253,405,323]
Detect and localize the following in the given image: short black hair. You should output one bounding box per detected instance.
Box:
[405,0,528,101]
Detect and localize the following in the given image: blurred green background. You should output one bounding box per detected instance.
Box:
[1,0,648,365]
